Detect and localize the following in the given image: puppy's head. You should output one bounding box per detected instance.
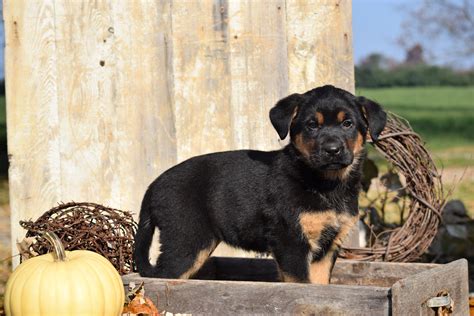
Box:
[270,85,386,177]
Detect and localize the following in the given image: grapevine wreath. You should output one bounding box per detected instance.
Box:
[341,113,445,262]
[19,202,137,274]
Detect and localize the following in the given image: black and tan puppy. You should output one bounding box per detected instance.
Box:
[134,85,386,284]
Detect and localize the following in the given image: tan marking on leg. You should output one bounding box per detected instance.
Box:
[307,214,358,284]
[316,112,324,125]
[337,111,345,123]
[275,264,306,283]
[281,271,302,283]
[299,211,338,251]
[179,241,217,279]
[309,253,333,284]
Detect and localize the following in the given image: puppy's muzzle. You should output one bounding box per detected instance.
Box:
[319,138,352,170]
[322,140,343,157]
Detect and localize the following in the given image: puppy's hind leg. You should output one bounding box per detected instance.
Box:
[134,200,159,277]
[152,230,218,279]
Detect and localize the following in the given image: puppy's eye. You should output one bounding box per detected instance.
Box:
[307,121,318,130]
[342,120,353,129]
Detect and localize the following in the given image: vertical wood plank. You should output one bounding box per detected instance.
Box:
[108,0,176,214]
[5,0,177,268]
[286,0,354,93]
[53,0,118,206]
[391,259,469,316]
[53,0,176,214]
[171,0,233,162]
[227,0,288,150]
[4,0,61,267]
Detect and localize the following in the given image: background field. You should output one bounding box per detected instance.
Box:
[357,86,474,151]
[357,86,474,214]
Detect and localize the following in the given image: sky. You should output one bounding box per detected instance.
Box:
[0,0,455,80]
[352,0,412,65]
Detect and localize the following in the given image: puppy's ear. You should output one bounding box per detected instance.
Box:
[269,93,304,140]
[356,96,387,142]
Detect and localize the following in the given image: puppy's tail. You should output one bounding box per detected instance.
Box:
[134,191,157,277]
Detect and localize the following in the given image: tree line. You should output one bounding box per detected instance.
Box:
[356,63,474,88]
[355,47,474,88]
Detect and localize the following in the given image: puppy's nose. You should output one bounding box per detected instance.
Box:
[323,142,342,156]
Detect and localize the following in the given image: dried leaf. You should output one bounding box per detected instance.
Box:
[16,237,38,260]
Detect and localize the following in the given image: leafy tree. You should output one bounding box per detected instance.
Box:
[399,0,474,68]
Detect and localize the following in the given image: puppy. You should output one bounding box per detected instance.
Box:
[134,85,386,284]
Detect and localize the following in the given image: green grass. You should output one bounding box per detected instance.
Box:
[357,86,474,151]
[358,86,474,220]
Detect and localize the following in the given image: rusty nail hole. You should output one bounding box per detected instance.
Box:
[234,35,238,39]
[100,60,105,67]
[277,6,281,10]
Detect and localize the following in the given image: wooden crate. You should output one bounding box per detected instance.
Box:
[122,257,469,315]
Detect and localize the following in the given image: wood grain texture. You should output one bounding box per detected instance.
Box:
[391,259,469,316]
[53,1,176,209]
[123,273,390,315]
[123,258,469,315]
[5,0,176,267]
[4,0,61,267]
[286,0,354,93]
[227,0,288,150]
[171,0,233,162]
[197,257,439,287]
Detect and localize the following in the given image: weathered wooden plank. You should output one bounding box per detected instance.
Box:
[227,0,288,150]
[331,259,439,287]
[171,0,233,162]
[5,1,177,267]
[53,1,176,213]
[107,0,176,214]
[194,257,439,287]
[53,1,119,206]
[123,259,470,314]
[122,274,390,315]
[286,0,354,93]
[4,0,61,267]
[391,259,469,316]
[57,1,176,213]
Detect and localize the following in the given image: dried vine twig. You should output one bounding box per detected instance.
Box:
[20,202,137,274]
[341,113,445,262]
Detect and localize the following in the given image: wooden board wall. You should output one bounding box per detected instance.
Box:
[4,0,354,264]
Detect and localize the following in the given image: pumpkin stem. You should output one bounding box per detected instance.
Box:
[42,231,67,262]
